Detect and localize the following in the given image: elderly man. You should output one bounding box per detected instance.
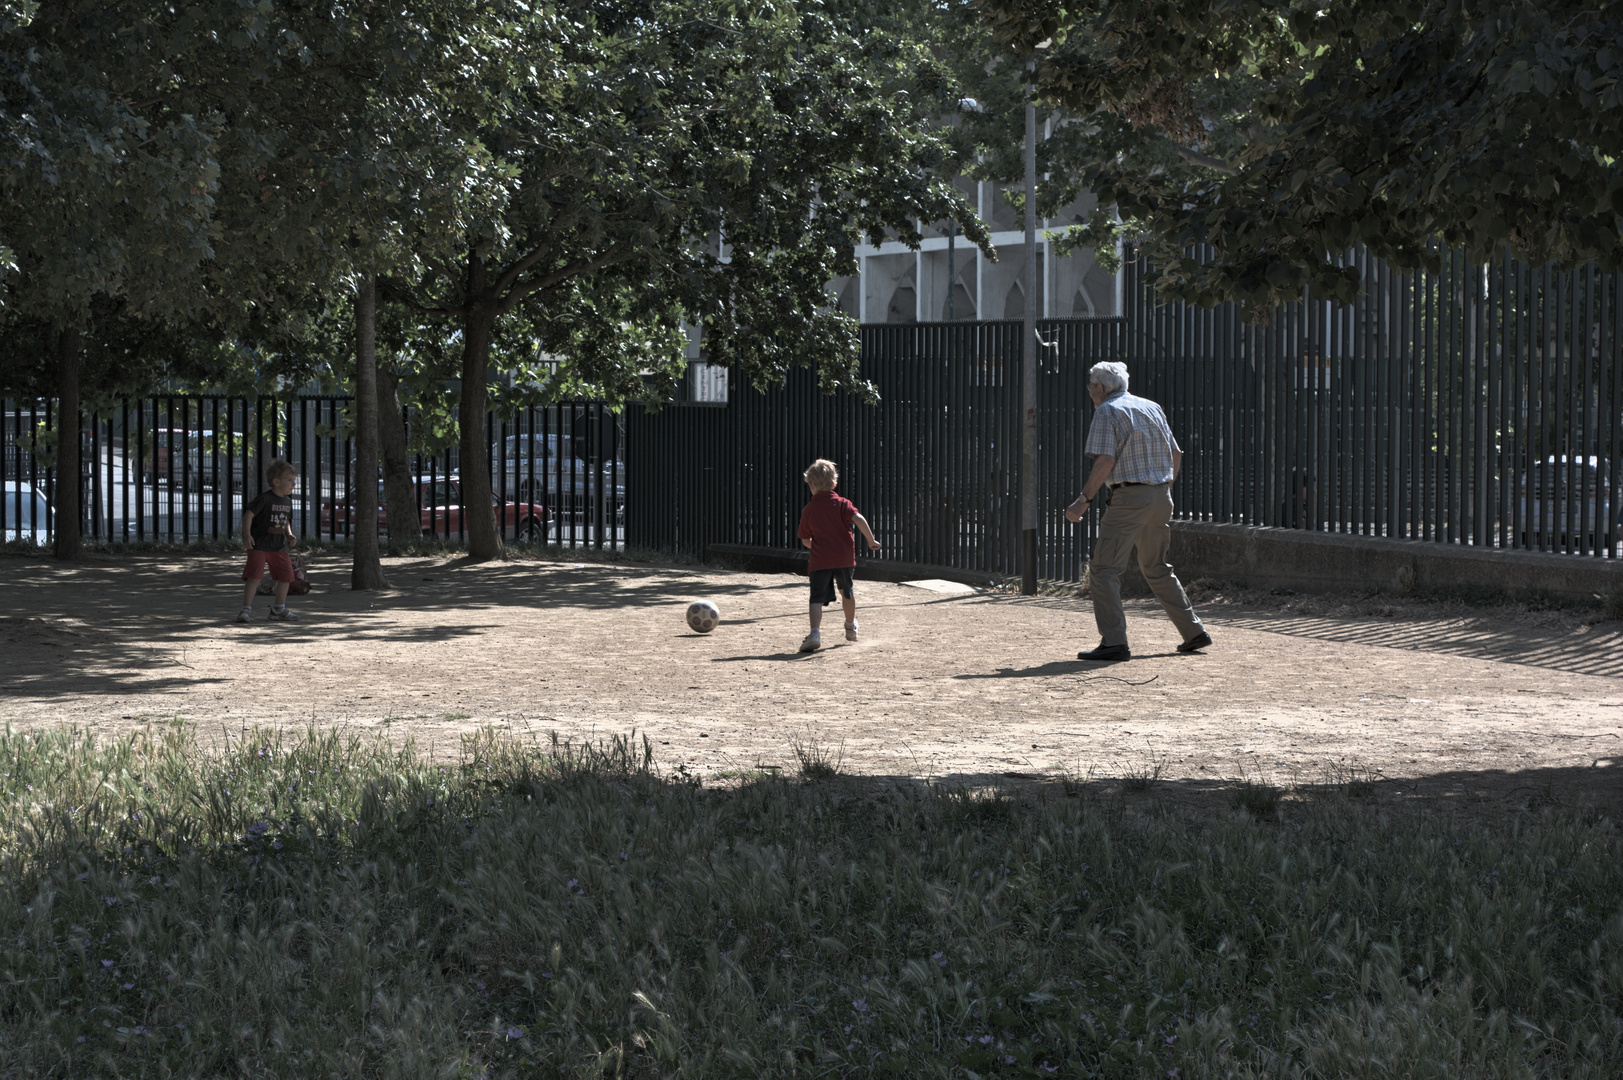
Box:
[1064,361,1212,661]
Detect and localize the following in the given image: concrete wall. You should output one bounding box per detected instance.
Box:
[707,544,1002,588]
[1168,522,1623,602]
[709,528,1623,605]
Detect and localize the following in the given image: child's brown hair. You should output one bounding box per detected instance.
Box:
[263,458,296,484]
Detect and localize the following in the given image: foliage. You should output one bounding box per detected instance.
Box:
[1,723,1620,1075]
[977,0,1623,318]
[377,0,989,395]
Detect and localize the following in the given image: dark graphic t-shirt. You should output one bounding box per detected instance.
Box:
[245,490,294,552]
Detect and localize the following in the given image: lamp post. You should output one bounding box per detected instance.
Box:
[1019,49,1043,595]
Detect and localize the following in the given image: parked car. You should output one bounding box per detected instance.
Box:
[320,476,550,542]
[143,429,249,491]
[1,481,51,545]
[1519,455,1620,550]
[493,434,624,516]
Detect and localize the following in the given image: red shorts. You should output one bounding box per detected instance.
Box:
[242,549,294,583]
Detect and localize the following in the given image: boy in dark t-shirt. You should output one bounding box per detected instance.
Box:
[236,459,300,623]
[795,458,880,652]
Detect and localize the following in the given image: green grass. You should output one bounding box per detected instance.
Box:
[789,732,845,780]
[1,724,1620,1077]
[1119,756,1166,794]
[1231,779,1285,819]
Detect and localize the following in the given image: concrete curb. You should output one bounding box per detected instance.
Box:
[706,543,1002,588]
[1169,521,1623,603]
[708,529,1623,606]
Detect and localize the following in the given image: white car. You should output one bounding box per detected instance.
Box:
[493,434,624,515]
[1519,455,1619,551]
[2,481,51,545]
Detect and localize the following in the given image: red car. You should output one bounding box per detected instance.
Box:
[320,476,550,541]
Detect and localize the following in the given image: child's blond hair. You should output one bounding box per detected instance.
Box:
[803,458,839,492]
[263,458,296,484]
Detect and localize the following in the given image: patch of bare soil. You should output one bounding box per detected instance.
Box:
[1,551,1619,817]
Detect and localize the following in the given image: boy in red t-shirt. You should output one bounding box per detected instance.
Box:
[796,458,880,652]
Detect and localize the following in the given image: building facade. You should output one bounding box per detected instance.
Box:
[683,175,1119,401]
[828,178,1119,324]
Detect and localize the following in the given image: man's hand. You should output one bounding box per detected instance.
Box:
[1063,497,1089,523]
[865,536,882,551]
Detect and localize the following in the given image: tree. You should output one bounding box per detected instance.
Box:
[350,278,387,588]
[383,0,989,560]
[1,2,234,556]
[2,1,497,571]
[977,0,1623,317]
[8,0,990,566]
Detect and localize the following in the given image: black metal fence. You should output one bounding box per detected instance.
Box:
[628,251,1623,577]
[1,397,625,549]
[626,320,1127,579]
[1128,252,1622,556]
[8,252,1621,571]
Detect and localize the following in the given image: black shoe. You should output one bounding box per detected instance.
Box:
[1077,643,1131,662]
[1177,631,1212,653]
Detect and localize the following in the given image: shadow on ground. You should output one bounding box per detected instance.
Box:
[0,552,747,698]
[1205,607,1623,679]
[3,552,1618,704]
[759,757,1623,826]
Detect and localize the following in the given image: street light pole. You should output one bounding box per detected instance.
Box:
[1020,53,1040,595]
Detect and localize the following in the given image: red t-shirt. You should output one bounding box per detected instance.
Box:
[798,491,858,571]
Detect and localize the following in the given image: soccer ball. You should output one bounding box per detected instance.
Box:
[686,600,720,633]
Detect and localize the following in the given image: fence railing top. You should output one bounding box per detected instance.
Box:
[860,317,1128,329]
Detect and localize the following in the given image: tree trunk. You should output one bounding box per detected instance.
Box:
[52,325,82,561]
[351,276,389,589]
[375,363,419,540]
[459,252,504,560]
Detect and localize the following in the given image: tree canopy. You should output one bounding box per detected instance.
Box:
[977,0,1623,316]
[369,0,989,557]
[2,0,990,559]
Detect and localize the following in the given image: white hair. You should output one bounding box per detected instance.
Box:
[1088,361,1130,394]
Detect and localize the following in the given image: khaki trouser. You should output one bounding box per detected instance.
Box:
[1088,483,1204,646]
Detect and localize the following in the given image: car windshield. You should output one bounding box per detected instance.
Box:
[502,435,559,458]
[3,491,41,527]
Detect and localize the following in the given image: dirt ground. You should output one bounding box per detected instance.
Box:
[2,550,1621,814]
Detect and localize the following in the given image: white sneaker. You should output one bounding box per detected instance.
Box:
[236,606,253,623]
[799,633,821,653]
[268,605,299,622]
[845,622,859,642]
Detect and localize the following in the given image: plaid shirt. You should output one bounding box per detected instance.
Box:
[1084,391,1181,484]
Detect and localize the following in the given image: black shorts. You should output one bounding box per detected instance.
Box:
[809,567,855,606]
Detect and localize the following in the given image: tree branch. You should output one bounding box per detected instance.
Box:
[491,240,554,300]
[495,251,636,315]
[376,274,460,319]
[1174,145,1239,176]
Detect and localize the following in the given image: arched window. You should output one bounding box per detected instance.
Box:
[942,280,976,320]
[835,278,858,316]
[1003,280,1025,319]
[887,280,917,323]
